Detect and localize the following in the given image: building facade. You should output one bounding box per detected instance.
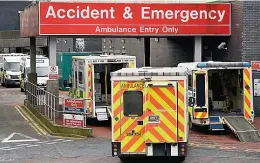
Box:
[0,1,102,54]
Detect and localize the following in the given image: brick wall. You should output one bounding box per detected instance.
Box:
[226,1,243,61]
[242,1,260,116]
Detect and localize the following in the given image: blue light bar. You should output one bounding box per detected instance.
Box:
[197,63,208,68]
[242,62,251,67]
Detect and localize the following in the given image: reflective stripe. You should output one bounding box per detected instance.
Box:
[145,86,177,143]
[243,68,252,119]
[88,64,93,114]
[178,80,185,141]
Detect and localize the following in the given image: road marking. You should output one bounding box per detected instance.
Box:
[29,123,42,136]
[16,144,30,147]
[25,144,39,148]
[61,140,73,142]
[1,147,22,151]
[0,147,11,149]
[15,105,48,136]
[53,139,64,142]
[36,141,49,144]
[46,142,58,145]
[1,132,39,143]
[15,106,29,122]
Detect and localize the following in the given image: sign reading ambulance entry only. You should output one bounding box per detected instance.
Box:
[48,66,59,80]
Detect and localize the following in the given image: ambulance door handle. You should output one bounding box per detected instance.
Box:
[137,120,143,125]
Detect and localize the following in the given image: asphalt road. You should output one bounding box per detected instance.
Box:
[0,85,260,163]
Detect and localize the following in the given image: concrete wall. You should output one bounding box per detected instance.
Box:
[56,38,102,52]
[102,37,194,68]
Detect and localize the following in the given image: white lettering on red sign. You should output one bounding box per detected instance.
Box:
[141,7,225,22]
[39,3,231,35]
[45,5,225,23]
[46,6,116,19]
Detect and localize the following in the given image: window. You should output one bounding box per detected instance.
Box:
[123,91,143,117]
[75,70,78,88]
[78,71,83,84]
[196,74,206,107]
[188,74,192,89]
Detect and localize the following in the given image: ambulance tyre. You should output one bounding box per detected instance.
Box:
[179,156,186,162]
[119,156,130,163]
[5,81,9,88]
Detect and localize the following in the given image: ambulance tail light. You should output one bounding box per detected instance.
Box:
[112,142,121,157]
[178,143,187,156]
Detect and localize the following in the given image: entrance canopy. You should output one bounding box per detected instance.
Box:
[20,2,231,37]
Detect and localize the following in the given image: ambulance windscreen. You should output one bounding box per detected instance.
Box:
[123,91,143,117]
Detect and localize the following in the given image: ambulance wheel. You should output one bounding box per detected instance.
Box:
[179,156,186,162]
[5,82,9,88]
[119,156,130,163]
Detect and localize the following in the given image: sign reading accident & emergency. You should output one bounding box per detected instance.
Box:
[39,2,231,36]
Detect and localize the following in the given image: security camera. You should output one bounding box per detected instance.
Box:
[217,42,226,50]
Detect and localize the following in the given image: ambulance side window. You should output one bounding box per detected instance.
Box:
[79,71,83,84]
[75,70,78,88]
[123,91,143,117]
[188,74,192,90]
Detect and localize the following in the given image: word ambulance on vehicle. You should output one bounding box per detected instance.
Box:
[111,67,189,162]
[20,55,50,92]
[178,61,260,142]
[0,53,27,87]
[68,54,136,121]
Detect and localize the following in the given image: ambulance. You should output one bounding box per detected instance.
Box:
[111,67,189,162]
[68,54,136,121]
[177,61,254,132]
[0,53,27,87]
[20,55,50,92]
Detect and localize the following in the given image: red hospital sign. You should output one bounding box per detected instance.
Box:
[39,2,231,36]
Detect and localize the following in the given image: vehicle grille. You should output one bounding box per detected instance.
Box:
[10,75,19,79]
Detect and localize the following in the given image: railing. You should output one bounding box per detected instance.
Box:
[25,81,88,128]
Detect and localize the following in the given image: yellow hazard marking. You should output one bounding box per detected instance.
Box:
[15,105,48,136]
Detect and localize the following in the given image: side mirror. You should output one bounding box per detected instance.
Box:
[21,74,25,78]
[188,97,195,107]
[0,68,3,72]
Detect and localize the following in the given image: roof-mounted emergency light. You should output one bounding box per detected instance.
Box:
[197,62,251,68]
[197,63,208,68]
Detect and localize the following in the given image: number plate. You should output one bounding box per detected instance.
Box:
[148,115,160,123]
